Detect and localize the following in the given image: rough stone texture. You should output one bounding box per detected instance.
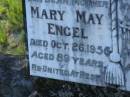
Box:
[0,54,130,97]
[0,54,33,97]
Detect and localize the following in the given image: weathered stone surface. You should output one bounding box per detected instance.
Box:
[0,54,33,97]
[0,54,130,97]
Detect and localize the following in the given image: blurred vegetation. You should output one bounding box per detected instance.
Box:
[0,0,25,55]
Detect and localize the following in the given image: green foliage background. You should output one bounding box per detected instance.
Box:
[0,0,25,55]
